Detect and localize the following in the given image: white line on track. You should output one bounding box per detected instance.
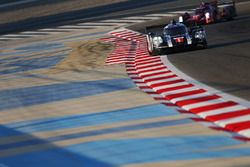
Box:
[0,0,40,9]
[39,28,80,32]
[145,13,177,17]
[57,25,99,29]
[123,16,162,20]
[21,31,49,35]
[2,34,33,37]
[101,19,145,23]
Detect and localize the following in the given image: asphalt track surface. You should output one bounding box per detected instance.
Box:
[171,4,250,101]
[167,14,250,101]
[128,1,250,101]
[0,0,248,34]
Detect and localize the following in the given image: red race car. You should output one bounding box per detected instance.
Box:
[179,0,237,26]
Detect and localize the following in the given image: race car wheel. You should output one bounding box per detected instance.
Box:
[151,48,162,56]
[201,40,208,49]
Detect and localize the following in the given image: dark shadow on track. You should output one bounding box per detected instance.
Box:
[0,125,112,167]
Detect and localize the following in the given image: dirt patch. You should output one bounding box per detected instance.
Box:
[49,40,113,73]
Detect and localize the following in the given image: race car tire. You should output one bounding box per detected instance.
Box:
[201,40,208,49]
[194,40,207,49]
[151,48,162,56]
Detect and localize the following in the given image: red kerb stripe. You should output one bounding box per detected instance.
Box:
[225,120,250,132]
[166,89,206,101]
[176,95,221,107]
[206,109,250,121]
[190,101,238,114]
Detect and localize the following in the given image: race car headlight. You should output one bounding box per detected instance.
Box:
[205,12,210,19]
[195,31,205,39]
[179,16,183,23]
[153,36,163,46]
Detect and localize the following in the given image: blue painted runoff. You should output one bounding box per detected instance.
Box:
[0,49,70,62]
[0,54,66,75]
[0,116,189,150]
[0,78,135,111]
[15,43,64,52]
[5,103,180,134]
[0,136,249,167]
[0,43,64,58]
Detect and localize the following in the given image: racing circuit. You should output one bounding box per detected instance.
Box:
[0,0,250,167]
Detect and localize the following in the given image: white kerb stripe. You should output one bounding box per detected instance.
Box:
[146,76,180,85]
[136,62,163,68]
[182,98,226,110]
[170,92,211,104]
[215,115,250,127]
[238,129,250,138]
[199,105,248,117]
[154,81,190,91]
[139,69,169,76]
[136,65,166,72]
[160,87,199,97]
[143,72,175,80]
[123,16,161,20]
[136,57,157,62]
[136,57,160,62]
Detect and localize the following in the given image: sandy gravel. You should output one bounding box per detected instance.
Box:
[50,39,113,73]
